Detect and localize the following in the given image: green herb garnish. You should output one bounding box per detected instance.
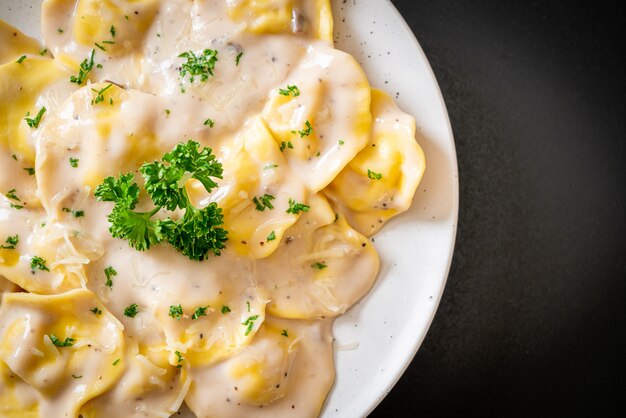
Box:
[16,55,26,64]
[69,157,79,168]
[91,83,114,105]
[296,120,313,137]
[279,85,300,97]
[95,140,228,260]
[178,49,218,83]
[30,256,49,272]
[221,305,231,314]
[49,334,74,347]
[169,304,184,321]
[70,50,95,85]
[191,306,209,320]
[124,303,139,318]
[1,235,18,250]
[242,315,259,336]
[266,230,276,242]
[367,169,383,180]
[252,194,275,211]
[286,199,310,215]
[311,262,327,270]
[104,266,117,288]
[24,107,46,128]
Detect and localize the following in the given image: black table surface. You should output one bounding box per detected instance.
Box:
[370,1,625,417]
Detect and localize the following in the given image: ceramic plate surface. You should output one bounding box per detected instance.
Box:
[0,1,458,416]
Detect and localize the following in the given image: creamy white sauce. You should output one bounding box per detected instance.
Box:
[0,1,425,417]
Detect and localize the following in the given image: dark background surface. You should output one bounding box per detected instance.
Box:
[371,1,625,417]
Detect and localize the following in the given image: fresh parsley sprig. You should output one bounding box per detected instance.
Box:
[95,140,228,261]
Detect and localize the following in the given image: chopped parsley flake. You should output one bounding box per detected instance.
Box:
[266,230,276,241]
[169,304,184,321]
[252,194,275,211]
[191,306,209,320]
[16,55,26,64]
[279,141,293,152]
[311,262,327,270]
[110,25,116,38]
[72,374,82,379]
[49,334,74,347]
[24,167,35,175]
[39,48,48,56]
[367,169,383,180]
[104,266,117,288]
[242,314,259,336]
[91,83,114,105]
[296,120,313,137]
[9,203,23,210]
[263,164,278,170]
[112,358,120,366]
[5,189,20,201]
[279,85,300,97]
[178,49,218,83]
[221,305,231,314]
[286,199,310,215]
[235,51,243,66]
[124,303,139,318]
[165,109,171,116]
[57,28,64,34]
[24,107,46,128]
[204,118,215,127]
[69,157,79,168]
[62,207,85,218]
[95,42,106,51]
[246,301,251,312]
[174,350,184,366]
[339,140,345,145]
[281,329,289,337]
[1,235,19,250]
[30,256,50,272]
[70,49,95,85]
[90,307,102,315]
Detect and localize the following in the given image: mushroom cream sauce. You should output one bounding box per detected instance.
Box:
[0,1,425,417]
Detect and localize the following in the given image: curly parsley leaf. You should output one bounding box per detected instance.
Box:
[140,140,223,211]
[160,203,227,261]
[96,141,227,260]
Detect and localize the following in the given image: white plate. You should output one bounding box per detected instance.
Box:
[0,1,458,416]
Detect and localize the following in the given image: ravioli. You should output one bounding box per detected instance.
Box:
[186,317,334,418]
[324,89,426,236]
[0,289,125,417]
